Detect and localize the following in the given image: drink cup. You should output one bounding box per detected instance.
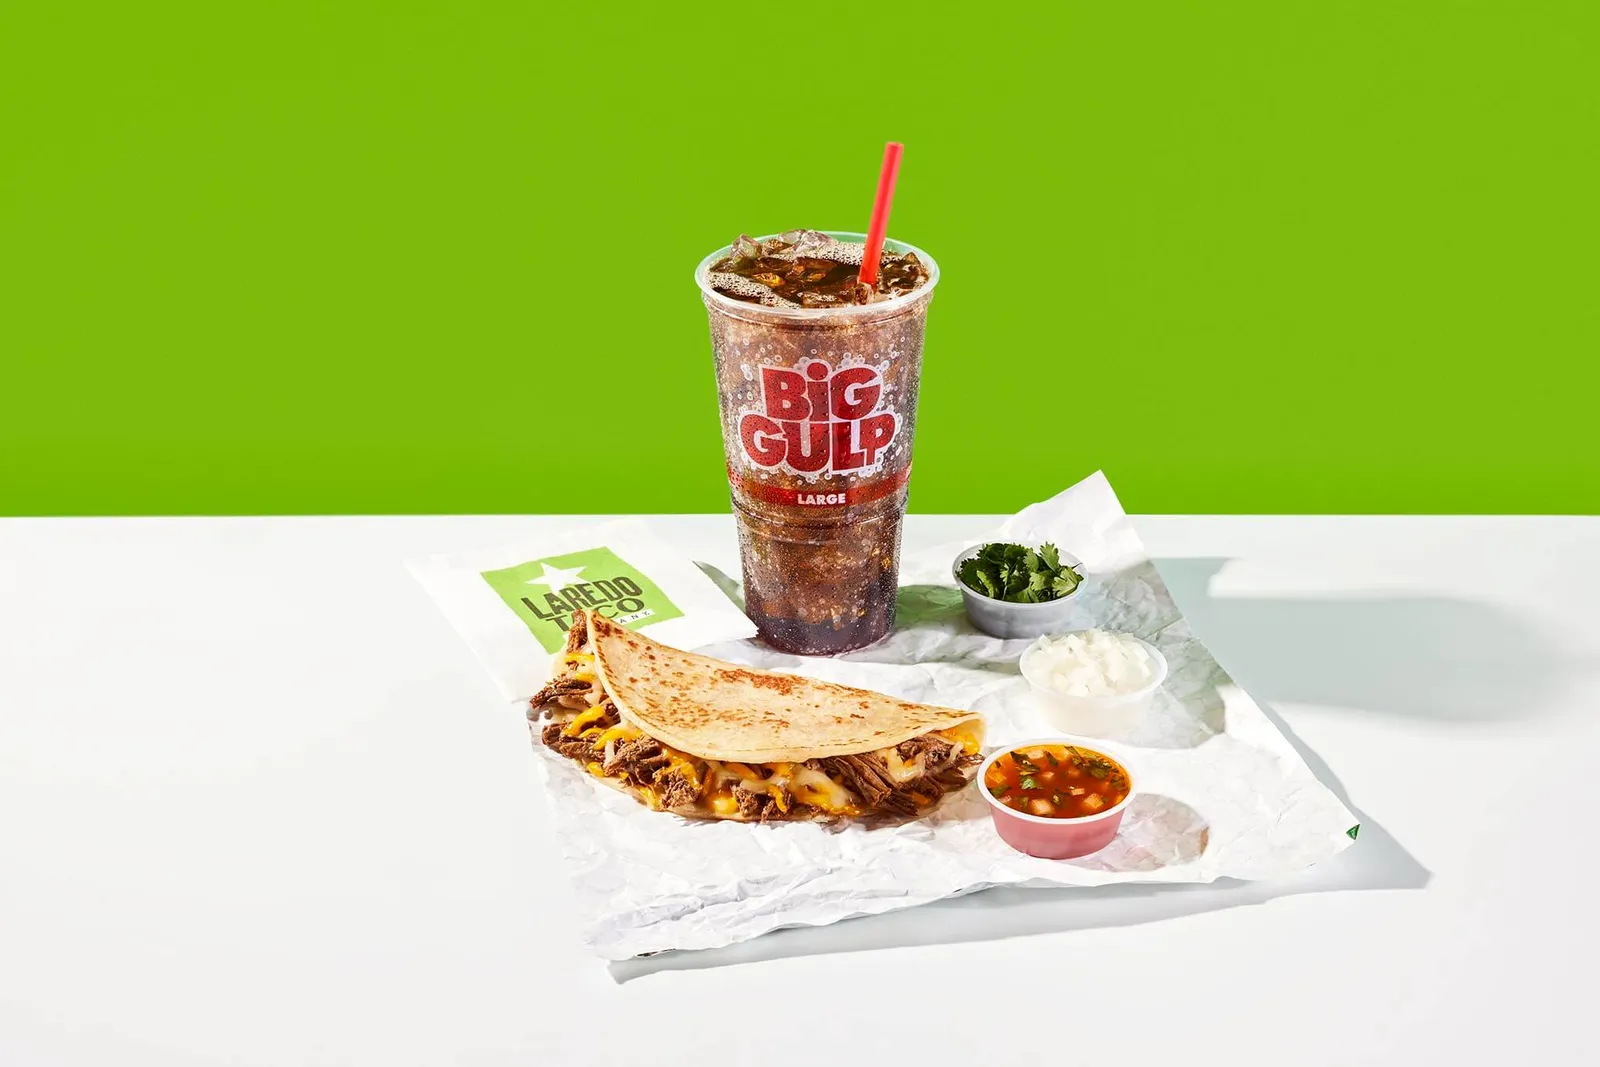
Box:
[695,231,939,654]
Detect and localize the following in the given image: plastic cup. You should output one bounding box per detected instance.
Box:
[1019,633,1168,739]
[696,232,939,655]
[976,738,1137,859]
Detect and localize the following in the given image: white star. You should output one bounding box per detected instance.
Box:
[524,561,586,594]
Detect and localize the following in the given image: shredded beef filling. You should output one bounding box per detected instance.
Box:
[926,759,981,791]
[657,771,701,810]
[814,754,898,806]
[731,786,801,823]
[537,711,978,819]
[533,700,619,763]
[897,736,954,765]
[733,786,768,820]
[562,622,586,654]
[545,734,600,762]
[811,748,982,819]
[537,725,977,819]
[528,676,592,709]
[604,736,669,786]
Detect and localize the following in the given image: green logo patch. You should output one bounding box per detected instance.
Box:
[480,546,683,652]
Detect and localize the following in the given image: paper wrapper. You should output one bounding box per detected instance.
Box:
[535,473,1357,959]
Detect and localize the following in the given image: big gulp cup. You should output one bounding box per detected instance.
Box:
[696,232,938,655]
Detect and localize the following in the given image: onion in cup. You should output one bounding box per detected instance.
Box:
[977,739,1136,859]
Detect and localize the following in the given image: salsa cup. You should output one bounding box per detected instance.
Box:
[976,737,1137,859]
[1019,632,1168,739]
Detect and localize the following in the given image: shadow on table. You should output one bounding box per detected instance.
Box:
[1152,558,1573,723]
[701,557,1572,725]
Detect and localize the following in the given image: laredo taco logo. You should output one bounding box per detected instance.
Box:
[479,546,683,653]
[739,359,898,477]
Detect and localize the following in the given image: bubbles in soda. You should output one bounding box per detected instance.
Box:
[708,230,930,309]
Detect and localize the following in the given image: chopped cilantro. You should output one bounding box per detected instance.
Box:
[957,542,1083,604]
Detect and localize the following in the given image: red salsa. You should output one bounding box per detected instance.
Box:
[985,744,1130,819]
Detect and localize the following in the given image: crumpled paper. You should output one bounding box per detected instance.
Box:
[534,472,1357,959]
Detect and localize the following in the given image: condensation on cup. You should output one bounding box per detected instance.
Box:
[695,230,938,655]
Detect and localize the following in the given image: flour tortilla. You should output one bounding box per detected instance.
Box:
[584,611,983,763]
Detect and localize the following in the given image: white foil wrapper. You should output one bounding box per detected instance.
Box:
[534,473,1358,959]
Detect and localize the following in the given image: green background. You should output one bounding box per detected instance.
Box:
[2,3,1595,516]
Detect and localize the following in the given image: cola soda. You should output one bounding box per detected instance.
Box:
[696,230,937,654]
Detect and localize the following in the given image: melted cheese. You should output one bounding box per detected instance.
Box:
[550,650,597,683]
[593,723,643,748]
[934,723,982,755]
[789,765,857,813]
[563,704,613,737]
[707,760,796,812]
[882,747,926,784]
[765,762,794,812]
[662,752,705,790]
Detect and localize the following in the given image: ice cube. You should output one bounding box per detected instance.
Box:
[732,231,764,263]
[780,229,835,257]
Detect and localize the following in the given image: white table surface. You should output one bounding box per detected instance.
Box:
[2,514,1597,1066]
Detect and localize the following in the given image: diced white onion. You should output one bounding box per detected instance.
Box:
[1023,630,1157,697]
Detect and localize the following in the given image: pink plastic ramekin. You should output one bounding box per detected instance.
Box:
[976,737,1137,860]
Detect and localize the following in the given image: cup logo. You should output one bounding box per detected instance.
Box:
[738,359,898,475]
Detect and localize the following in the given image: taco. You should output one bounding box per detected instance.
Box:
[529,610,985,822]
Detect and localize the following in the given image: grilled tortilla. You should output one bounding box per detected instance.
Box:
[529,610,985,822]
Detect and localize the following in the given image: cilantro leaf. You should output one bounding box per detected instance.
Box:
[959,558,998,599]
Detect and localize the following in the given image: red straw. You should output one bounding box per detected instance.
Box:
[858,141,904,287]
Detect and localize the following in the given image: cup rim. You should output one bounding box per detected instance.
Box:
[1019,632,1170,702]
[694,230,940,319]
[951,543,1086,609]
[976,737,1138,826]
